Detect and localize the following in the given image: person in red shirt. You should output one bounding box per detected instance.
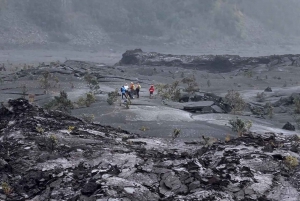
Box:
[149,85,155,99]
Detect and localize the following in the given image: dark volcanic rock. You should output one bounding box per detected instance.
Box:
[0,99,299,200]
[264,86,272,92]
[117,49,300,73]
[282,122,296,131]
[81,182,98,195]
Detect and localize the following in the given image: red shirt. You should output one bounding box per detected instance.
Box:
[149,86,155,92]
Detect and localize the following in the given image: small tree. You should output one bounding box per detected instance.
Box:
[256,92,265,102]
[38,71,59,93]
[294,98,300,114]
[107,89,118,105]
[21,84,28,99]
[172,128,181,142]
[49,134,58,151]
[84,74,100,93]
[284,155,299,170]
[225,90,246,114]
[182,75,199,95]
[207,80,211,87]
[86,92,96,107]
[43,91,74,113]
[266,102,274,119]
[156,80,181,101]
[228,117,252,137]
[81,113,95,123]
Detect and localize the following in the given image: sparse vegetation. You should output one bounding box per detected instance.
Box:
[68,126,75,132]
[284,155,299,169]
[225,90,246,114]
[225,134,231,142]
[228,117,252,137]
[207,80,211,87]
[139,126,149,132]
[256,92,266,102]
[172,128,181,141]
[156,80,181,101]
[266,102,274,119]
[49,134,58,151]
[125,98,131,109]
[294,98,300,114]
[1,182,13,196]
[38,71,59,93]
[244,70,253,78]
[107,89,119,105]
[84,74,100,93]
[43,91,74,113]
[81,113,95,123]
[292,114,300,129]
[182,75,199,95]
[36,126,45,134]
[21,84,28,99]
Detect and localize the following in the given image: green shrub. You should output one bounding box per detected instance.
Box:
[1,182,13,195]
[156,80,181,101]
[182,75,199,95]
[76,93,96,107]
[284,155,299,169]
[38,71,59,93]
[107,89,118,105]
[228,117,252,136]
[225,90,246,114]
[172,128,181,141]
[49,134,58,151]
[294,98,300,114]
[86,92,96,107]
[265,102,274,119]
[21,84,28,99]
[81,113,95,123]
[256,92,265,102]
[84,74,100,93]
[139,126,149,132]
[43,91,74,113]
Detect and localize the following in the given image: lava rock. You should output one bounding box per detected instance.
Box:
[264,87,272,92]
[282,122,295,131]
[81,182,98,196]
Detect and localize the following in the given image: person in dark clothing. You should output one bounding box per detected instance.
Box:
[136,83,141,98]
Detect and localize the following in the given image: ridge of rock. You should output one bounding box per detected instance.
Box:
[117,49,300,72]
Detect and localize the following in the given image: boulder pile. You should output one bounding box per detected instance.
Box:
[0,99,299,200]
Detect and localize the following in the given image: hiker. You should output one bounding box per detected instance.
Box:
[149,84,155,99]
[124,83,129,91]
[130,82,135,96]
[136,83,141,98]
[120,85,126,99]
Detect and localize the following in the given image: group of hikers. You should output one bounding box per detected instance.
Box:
[120,82,155,100]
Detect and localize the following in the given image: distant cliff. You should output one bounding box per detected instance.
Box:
[0,0,300,48]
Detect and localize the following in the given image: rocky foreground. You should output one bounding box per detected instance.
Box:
[117,49,300,72]
[0,99,300,201]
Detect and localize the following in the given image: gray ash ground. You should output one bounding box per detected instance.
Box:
[0,49,300,200]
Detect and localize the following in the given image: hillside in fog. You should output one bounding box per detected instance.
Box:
[1,0,300,48]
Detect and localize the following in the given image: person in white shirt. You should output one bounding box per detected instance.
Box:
[124,83,129,91]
